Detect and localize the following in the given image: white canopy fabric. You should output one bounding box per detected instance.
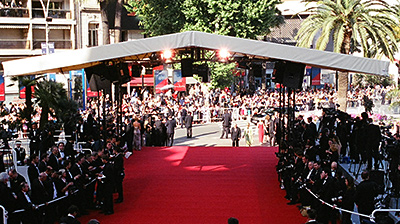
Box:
[2,31,389,77]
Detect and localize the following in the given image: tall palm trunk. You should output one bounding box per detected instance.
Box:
[337,31,352,112]
[100,0,110,45]
[39,105,49,130]
[26,85,32,131]
[337,72,348,111]
[114,0,123,43]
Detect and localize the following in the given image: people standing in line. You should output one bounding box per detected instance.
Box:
[243,123,253,147]
[257,119,265,145]
[220,110,232,139]
[355,171,378,223]
[165,115,177,146]
[231,123,241,147]
[185,111,193,138]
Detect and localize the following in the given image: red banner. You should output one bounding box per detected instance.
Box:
[0,73,4,101]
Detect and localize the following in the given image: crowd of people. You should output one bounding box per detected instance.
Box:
[276,109,394,224]
[0,83,396,224]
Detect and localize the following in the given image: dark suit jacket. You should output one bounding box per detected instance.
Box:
[38,161,48,173]
[48,153,60,171]
[30,179,50,204]
[27,163,40,183]
[59,215,81,224]
[0,182,18,212]
[231,127,241,140]
[185,115,193,128]
[355,179,378,214]
[165,119,177,134]
[222,113,232,127]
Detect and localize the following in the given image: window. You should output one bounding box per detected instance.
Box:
[88,23,98,47]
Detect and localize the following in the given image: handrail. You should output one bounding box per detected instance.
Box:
[0,205,7,224]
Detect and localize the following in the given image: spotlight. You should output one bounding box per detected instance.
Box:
[161,49,174,60]
[217,48,230,62]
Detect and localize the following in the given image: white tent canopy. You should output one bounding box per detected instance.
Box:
[2,31,389,77]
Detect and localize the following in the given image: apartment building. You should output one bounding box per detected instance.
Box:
[0,0,143,102]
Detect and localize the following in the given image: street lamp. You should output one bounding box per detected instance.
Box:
[39,0,51,54]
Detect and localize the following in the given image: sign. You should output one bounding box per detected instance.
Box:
[0,72,4,101]
[306,66,321,86]
[154,69,168,94]
[41,42,55,54]
[173,70,186,91]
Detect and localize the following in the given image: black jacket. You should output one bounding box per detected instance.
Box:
[231,127,241,140]
[165,119,177,134]
[185,115,193,128]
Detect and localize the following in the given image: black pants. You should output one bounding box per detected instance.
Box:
[186,127,192,138]
[167,133,174,146]
[221,126,230,138]
[29,141,39,156]
[232,139,239,147]
[115,176,124,201]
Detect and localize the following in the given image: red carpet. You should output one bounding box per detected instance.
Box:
[80,146,306,224]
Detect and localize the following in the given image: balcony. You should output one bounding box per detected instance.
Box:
[33,39,72,49]
[0,7,29,17]
[0,39,30,49]
[32,8,71,19]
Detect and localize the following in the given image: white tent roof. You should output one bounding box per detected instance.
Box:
[2,31,389,77]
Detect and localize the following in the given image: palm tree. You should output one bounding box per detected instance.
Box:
[8,76,44,132]
[295,0,398,111]
[34,80,68,129]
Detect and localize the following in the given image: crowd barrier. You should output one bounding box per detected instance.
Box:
[305,186,400,223]
[0,205,6,224]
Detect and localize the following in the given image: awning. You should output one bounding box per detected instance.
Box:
[126,77,153,87]
[2,31,389,77]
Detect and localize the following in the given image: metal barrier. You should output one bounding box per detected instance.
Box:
[0,205,7,224]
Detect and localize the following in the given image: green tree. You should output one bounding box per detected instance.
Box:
[34,80,69,129]
[354,74,394,88]
[182,0,283,39]
[128,0,283,88]
[296,0,398,111]
[127,0,186,36]
[8,76,44,132]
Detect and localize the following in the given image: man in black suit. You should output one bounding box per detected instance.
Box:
[305,209,320,224]
[38,153,49,173]
[0,172,18,224]
[59,205,81,224]
[30,172,51,224]
[100,155,114,215]
[180,107,187,128]
[8,169,26,194]
[355,171,378,223]
[16,182,38,224]
[27,154,40,183]
[315,168,336,224]
[185,112,193,138]
[48,146,60,171]
[113,148,124,203]
[154,115,165,146]
[366,118,381,170]
[165,115,177,146]
[220,110,232,139]
[303,117,317,146]
[28,123,40,157]
[231,124,241,147]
